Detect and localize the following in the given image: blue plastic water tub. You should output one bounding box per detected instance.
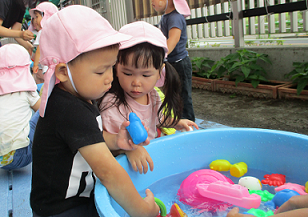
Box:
[94,128,308,217]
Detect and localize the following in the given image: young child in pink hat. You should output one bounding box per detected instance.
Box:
[0,43,41,170]
[30,6,159,217]
[98,21,198,174]
[29,2,58,77]
[152,0,196,122]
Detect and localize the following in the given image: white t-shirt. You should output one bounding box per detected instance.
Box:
[0,91,40,155]
[100,89,162,141]
[33,30,41,47]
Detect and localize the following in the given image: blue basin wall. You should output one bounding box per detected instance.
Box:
[95,128,308,217]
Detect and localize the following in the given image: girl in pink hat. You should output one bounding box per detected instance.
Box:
[98,21,198,174]
[0,43,41,170]
[152,0,196,122]
[30,6,159,217]
[29,2,58,77]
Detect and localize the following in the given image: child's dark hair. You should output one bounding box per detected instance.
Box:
[97,42,183,128]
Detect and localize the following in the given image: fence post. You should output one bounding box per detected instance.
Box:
[279,0,287,32]
[290,0,298,32]
[125,0,135,23]
[248,0,256,35]
[223,1,231,36]
[232,0,244,47]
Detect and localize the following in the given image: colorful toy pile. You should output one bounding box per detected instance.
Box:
[172,159,308,217]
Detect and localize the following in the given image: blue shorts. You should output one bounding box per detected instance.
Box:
[2,110,40,170]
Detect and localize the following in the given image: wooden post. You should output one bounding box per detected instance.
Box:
[232,0,244,47]
[125,0,135,23]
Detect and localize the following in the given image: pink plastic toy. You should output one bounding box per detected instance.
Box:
[197,181,261,209]
[177,169,234,212]
[275,182,307,195]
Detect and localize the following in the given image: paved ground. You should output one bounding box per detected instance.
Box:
[192,88,308,135]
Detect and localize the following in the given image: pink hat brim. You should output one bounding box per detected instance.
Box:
[174,0,191,17]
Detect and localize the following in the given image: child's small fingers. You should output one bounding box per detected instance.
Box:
[226,207,240,217]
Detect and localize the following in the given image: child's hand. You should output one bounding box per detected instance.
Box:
[117,121,150,150]
[21,30,34,41]
[125,146,154,174]
[275,194,308,214]
[32,65,39,74]
[174,119,199,132]
[143,189,160,217]
[226,207,250,217]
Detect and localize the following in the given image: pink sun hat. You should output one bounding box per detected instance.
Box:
[174,0,191,17]
[0,44,37,95]
[29,2,59,29]
[39,5,132,117]
[119,21,167,87]
[119,21,168,55]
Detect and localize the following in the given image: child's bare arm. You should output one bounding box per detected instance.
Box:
[79,142,159,217]
[167,27,181,54]
[275,194,308,214]
[33,45,41,74]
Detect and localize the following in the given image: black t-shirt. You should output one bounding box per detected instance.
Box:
[30,85,105,216]
[0,0,25,28]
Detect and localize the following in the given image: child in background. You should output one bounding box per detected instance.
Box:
[227,194,308,216]
[0,44,41,170]
[30,6,158,217]
[152,0,195,121]
[29,2,58,74]
[98,21,198,174]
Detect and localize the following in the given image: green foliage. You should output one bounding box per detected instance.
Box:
[285,62,308,95]
[191,57,215,79]
[211,43,221,47]
[210,49,272,88]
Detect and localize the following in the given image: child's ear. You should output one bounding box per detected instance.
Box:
[160,63,165,78]
[55,63,69,82]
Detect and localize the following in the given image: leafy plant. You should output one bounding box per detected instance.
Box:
[210,49,272,88]
[191,57,215,79]
[285,62,308,95]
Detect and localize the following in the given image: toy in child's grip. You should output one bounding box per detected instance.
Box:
[126,112,148,144]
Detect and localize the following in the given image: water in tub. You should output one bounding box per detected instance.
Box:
[126,168,302,217]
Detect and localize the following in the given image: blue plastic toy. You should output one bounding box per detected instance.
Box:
[126,112,148,144]
[265,189,300,209]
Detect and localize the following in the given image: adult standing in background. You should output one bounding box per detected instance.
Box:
[0,0,34,52]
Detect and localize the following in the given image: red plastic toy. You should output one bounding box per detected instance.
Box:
[261,174,286,186]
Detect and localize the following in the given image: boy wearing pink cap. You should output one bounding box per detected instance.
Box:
[152,0,195,122]
[30,6,159,217]
[0,44,41,170]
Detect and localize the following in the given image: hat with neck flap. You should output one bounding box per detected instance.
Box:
[0,44,37,95]
[29,2,59,29]
[39,5,132,117]
[173,0,191,17]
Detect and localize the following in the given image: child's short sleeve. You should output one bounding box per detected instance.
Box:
[33,31,42,47]
[27,91,40,106]
[100,94,127,134]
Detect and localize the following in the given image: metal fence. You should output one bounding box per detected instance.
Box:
[107,0,308,47]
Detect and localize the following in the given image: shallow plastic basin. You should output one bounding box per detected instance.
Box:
[94,128,308,216]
